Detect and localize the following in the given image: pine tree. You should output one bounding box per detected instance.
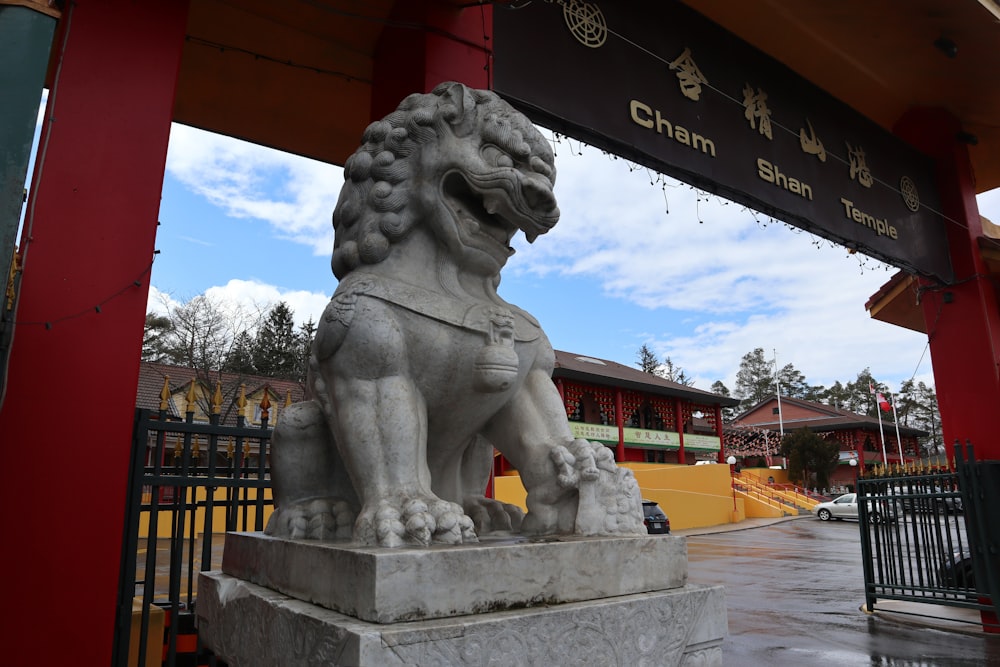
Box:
[224,331,256,375]
[662,356,694,386]
[637,344,661,375]
[142,312,174,362]
[253,302,298,379]
[711,381,736,422]
[734,348,776,409]
[294,317,317,382]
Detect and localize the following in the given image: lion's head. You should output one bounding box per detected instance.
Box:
[331,82,560,279]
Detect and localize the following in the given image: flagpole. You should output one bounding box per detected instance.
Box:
[890,392,903,462]
[774,349,784,438]
[871,382,888,466]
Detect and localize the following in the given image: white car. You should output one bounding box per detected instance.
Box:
[813,493,899,524]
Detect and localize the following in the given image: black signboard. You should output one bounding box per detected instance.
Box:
[493,0,953,283]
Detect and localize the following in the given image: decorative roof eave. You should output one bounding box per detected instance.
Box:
[552,351,741,407]
[743,417,928,438]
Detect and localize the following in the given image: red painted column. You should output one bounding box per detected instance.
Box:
[0,2,188,664]
[713,404,723,466]
[894,108,1000,462]
[614,388,625,461]
[675,397,687,463]
[371,3,492,120]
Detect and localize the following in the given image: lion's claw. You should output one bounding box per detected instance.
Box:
[264,498,355,541]
[357,496,478,547]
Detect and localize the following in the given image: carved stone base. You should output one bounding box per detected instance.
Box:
[218,532,689,623]
[196,533,727,666]
[197,572,726,666]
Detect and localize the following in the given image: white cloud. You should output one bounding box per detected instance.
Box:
[165,124,341,254]
[155,124,1000,396]
[147,280,329,329]
[146,285,182,316]
[511,136,931,391]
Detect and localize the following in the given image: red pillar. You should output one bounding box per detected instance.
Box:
[712,404,724,467]
[0,2,189,664]
[675,397,687,463]
[894,108,1000,462]
[371,3,492,120]
[614,388,625,461]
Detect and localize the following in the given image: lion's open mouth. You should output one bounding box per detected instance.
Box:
[443,172,518,250]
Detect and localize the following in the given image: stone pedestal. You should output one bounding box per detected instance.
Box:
[197,533,727,666]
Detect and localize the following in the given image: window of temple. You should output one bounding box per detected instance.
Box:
[580,393,608,425]
[644,449,666,463]
[628,402,664,430]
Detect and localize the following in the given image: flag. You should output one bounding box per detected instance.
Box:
[876,392,891,412]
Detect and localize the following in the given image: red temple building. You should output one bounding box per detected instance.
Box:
[732,396,928,489]
[546,350,739,466]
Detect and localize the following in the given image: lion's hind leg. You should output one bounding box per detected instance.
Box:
[265,400,357,540]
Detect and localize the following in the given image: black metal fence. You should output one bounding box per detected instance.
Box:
[858,441,999,632]
[113,405,275,667]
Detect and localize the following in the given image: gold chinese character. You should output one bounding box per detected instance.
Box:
[670,47,708,101]
[799,119,826,162]
[846,142,873,188]
[742,84,772,139]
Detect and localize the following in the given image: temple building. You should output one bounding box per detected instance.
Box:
[731,396,928,489]
[522,350,739,468]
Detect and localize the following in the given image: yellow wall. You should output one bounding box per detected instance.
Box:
[147,465,750,538]
[140,487,273,538]
[624,462,745,528]
[493,463,746,530]
[741,467,789,484]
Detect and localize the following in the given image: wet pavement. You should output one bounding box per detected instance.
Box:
[680,516,1000,666]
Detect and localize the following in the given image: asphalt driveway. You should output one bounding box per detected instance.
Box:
[684,517,1000,666]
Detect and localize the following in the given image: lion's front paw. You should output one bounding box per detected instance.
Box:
[357,496,478,547]
[264,498,355,540]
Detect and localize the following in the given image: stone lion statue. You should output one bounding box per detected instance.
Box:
[266,82,644,547]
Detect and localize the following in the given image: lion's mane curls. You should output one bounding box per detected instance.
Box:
[329,82,553,279]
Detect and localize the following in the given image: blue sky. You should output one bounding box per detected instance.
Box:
[21,94,995,395]
[144,121,1000,395]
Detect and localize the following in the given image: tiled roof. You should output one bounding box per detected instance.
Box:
[552,350,741,407]
[736,394,928,437]
[137,361,307,418]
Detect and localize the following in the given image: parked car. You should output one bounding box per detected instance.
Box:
[939,550,976,589]
[813,493,899,524]
[642,500,670,534]
[889,485,964,514]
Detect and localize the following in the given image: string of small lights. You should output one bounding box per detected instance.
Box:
[547,0,974,241]
[12,256,155,330]
[542,128,892,278]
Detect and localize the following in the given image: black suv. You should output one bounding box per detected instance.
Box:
[642,500,670,534]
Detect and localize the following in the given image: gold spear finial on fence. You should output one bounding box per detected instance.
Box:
[173,434,183,462]
[185,382,197,415]
[159,376,171,412]
[284,389,292,408]
[212,381,223,415]
[259,387,271,422]
[237,384,247,420]
[192,435,200,462]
